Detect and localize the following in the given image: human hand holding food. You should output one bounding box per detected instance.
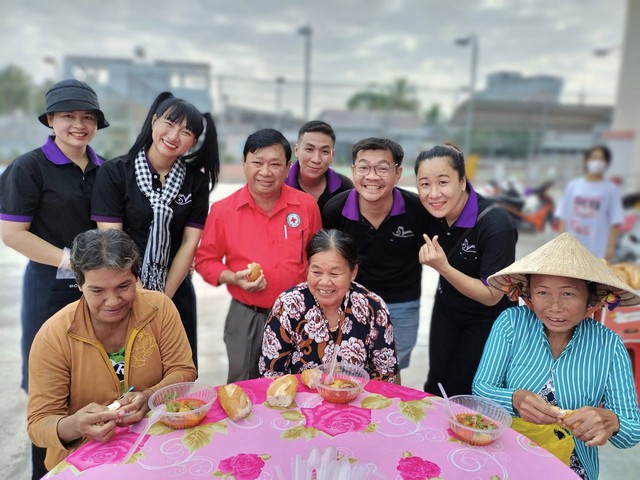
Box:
[561,406,620,446]
[59,402,125,444]
[419,234,450,273]
[231,263,266,292]
[112,390,151,426]
[512,389,563,424]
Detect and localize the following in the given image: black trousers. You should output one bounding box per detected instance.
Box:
[171,275,198,369]
[31,444,48,480]
[21,261,81,391]
[424,300,495,397]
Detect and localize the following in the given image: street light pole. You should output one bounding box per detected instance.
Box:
[275,76,286,130]
[455,34,478,155]
[298,24,312,121]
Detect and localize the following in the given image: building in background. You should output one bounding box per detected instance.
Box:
[450,71,612,161]
[477,71,563,103]
[317,109,445,165]
[61,54,212,157]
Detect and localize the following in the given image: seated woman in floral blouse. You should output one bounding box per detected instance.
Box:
[259,229,398,382]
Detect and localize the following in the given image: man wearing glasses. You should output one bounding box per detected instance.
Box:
[323,138,430,379]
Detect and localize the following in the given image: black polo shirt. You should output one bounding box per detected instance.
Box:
[91,154,209,263]
[429,189,518,322]
[0,136,103,249]
[322,187,429,304]
[285,162,355,213]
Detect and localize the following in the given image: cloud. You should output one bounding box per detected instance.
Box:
[1,0,627,115]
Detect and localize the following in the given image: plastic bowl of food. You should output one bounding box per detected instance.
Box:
[148,382,217,429]
[447,395,512,446]
[316,362,369,404]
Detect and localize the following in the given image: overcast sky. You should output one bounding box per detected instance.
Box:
[2,0,628,117]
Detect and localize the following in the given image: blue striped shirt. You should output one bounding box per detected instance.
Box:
[473,306,640,480]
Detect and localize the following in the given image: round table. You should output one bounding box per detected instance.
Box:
[45,377,579,479]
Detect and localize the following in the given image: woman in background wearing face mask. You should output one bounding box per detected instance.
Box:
[555,145,624,261]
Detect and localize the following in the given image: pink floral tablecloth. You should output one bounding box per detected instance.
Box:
[45,378,578,479]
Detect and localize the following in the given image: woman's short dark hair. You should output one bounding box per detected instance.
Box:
[584,144,612,165]
[243,128,292,163]
[352,138,404,166]
[306,229,359,271]
[71,229,141,286]
[414,143,466,179]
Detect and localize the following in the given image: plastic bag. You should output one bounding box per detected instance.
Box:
[511,417,575,466]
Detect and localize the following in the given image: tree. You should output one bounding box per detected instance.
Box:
[425,103,442,125]
[0,65,34,114]
[34,79,55,116]
[346,78,420,112]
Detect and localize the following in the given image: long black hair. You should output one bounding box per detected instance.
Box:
[127,92,220,190]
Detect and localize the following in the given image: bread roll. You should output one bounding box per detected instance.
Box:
[248,262,262,282]
[559,408,575,419]
[219,384,252,421]
[612,264,631,285]
[266,374,298,407]
[621,263,640,289]
[300,368,322,389]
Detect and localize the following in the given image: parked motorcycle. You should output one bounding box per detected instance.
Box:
[478,179,555,233]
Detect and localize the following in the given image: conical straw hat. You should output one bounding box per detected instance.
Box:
[488,233,640,307]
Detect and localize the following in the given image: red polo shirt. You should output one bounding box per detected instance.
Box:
[195,184,322,309]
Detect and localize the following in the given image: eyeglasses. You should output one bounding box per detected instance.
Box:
[352,163,397,178]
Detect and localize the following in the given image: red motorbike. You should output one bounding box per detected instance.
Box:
[480,180,555,233]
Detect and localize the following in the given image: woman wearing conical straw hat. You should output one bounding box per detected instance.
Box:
[473,232,640,480]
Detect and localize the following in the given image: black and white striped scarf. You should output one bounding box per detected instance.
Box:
[134,149,186,291]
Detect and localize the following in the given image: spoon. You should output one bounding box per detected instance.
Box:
[325,344,340,385]
[121,405,163,464]
[437,382,457,420]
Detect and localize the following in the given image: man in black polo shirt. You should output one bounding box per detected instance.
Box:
[285,120,353,212]
[323,138,429,375]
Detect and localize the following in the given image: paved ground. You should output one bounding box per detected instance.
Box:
[1,182,637,479]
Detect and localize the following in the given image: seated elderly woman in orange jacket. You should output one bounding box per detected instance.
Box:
[27,229,196,472]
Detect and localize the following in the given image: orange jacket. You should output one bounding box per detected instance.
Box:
[27,289,197,469]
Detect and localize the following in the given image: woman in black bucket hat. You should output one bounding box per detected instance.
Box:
[0,78,108,479]
[37,79,109,129]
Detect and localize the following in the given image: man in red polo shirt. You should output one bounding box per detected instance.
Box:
[196,129,322,382]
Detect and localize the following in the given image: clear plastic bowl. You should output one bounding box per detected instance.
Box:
[148,382,217,429]
[316,362,370,404]
[447,394,512,446]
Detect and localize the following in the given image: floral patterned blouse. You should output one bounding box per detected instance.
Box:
[259,281,398,382]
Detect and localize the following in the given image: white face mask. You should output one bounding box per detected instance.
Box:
[586,159,607,175]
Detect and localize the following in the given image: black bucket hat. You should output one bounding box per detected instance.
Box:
[38,79,109,129]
